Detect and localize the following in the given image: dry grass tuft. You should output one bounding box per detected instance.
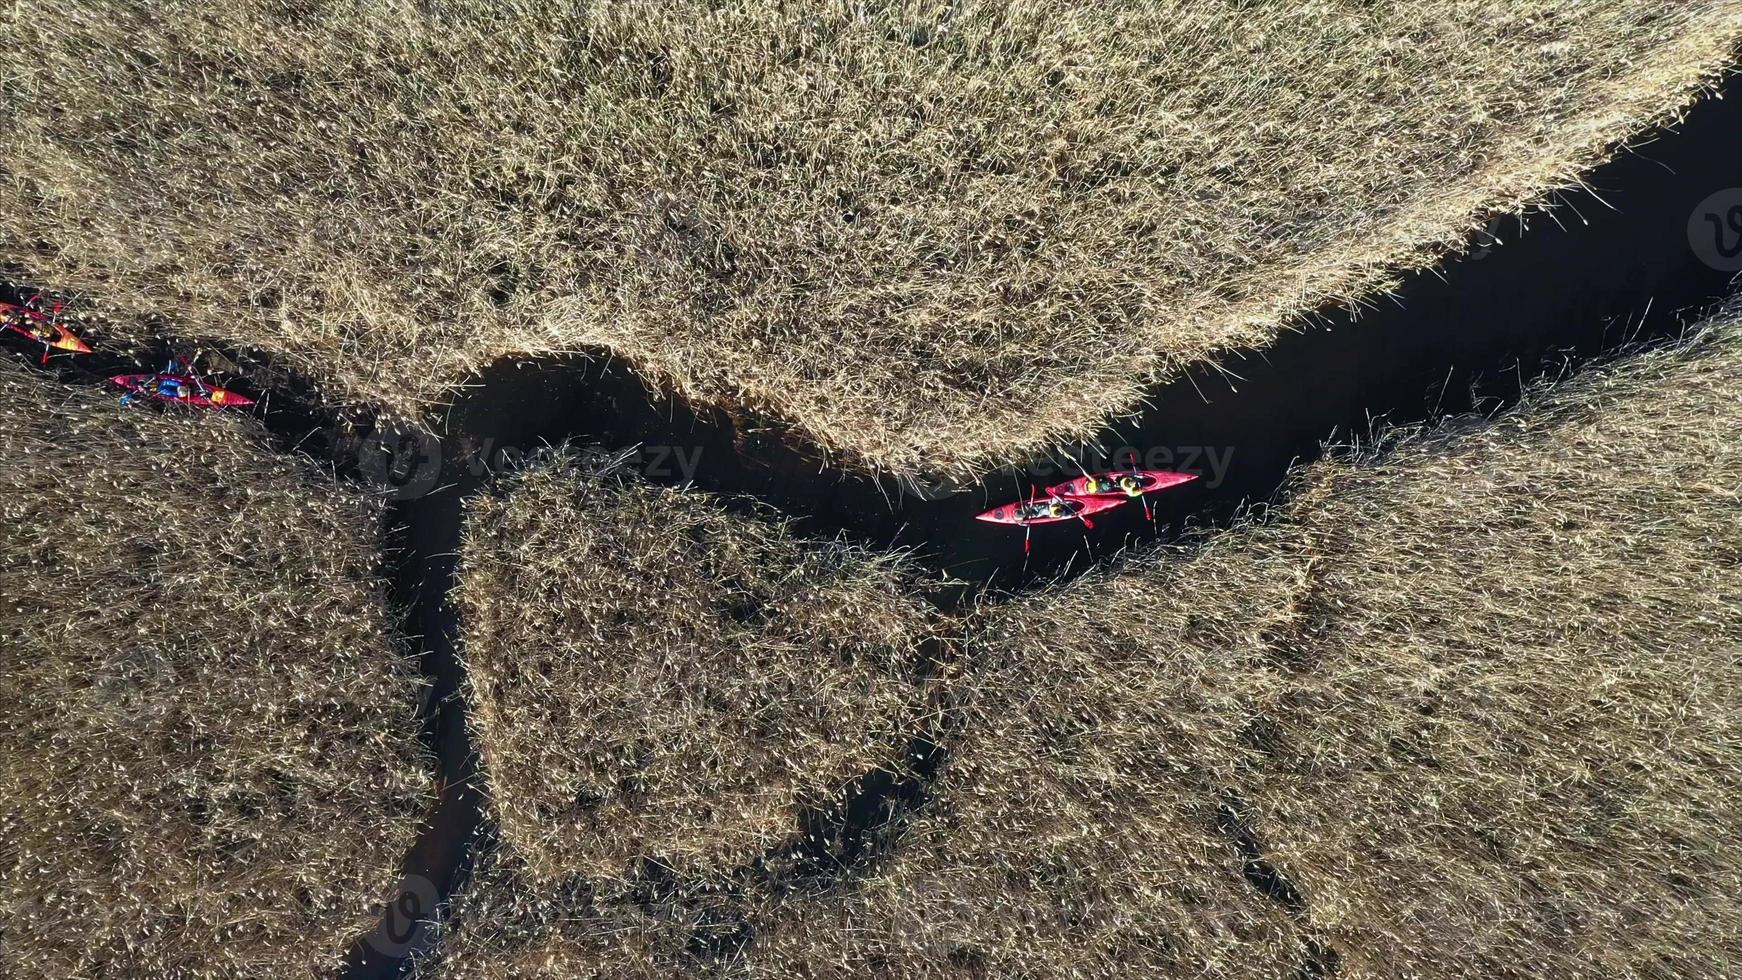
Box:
[0,362,432,979]
[756,313,1742,978]
[454,458,943,885]
[411,844,729,980]
[1222,332,1742,979]
[750,538,1318,980]
[5,2,1739,475]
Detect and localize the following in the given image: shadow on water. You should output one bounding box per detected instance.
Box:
[337,475,486,978]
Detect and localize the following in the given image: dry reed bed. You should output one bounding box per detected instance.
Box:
[412,844,743,980]
[427,313,1740,977]
[755,314,1742,978]
[6,2,1740,477]
[0,362,432,979]
[753,537,1323,979]
[453,460,944,886]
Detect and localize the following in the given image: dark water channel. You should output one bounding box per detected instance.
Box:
[363,83,1742,593]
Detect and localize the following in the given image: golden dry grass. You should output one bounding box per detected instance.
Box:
[749,537,1321,980]
[411,844,737,980]
[454,458,943,885]
[1222,345,1742,980]
[424,311,1742,977]
[5,1,1739,476]
[756,314,1742,978]
[0,362,433,979]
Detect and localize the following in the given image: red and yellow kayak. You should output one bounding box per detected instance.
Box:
[1,301,91,355]
[110,373,255,408]
[1045,470,1197,499]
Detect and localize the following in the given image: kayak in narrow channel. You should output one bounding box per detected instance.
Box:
[1045,469,1197,499]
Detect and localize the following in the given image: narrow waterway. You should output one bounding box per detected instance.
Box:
[357,83,1742,593]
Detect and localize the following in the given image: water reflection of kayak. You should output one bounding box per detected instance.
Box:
[1046,470,1197,499]
[975,494,1128,526]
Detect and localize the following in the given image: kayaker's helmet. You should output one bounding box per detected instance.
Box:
[1118,474,1144,495]
[1047,499,1069,518]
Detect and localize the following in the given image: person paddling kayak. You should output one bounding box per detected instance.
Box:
[1076,473,1146,496]
[1047,469,1198,499]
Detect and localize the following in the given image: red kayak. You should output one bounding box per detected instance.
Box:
[976,493,1129,526]
[1046,470,1197,499]
[111,372,254,408]
[2,299,91,362]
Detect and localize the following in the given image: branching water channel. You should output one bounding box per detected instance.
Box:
[4,79,1740,980]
